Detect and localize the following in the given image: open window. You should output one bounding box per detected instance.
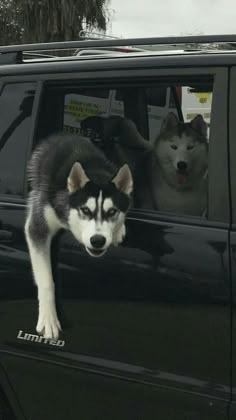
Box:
[36,77,213,218]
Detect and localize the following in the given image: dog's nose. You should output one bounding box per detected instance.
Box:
[90,235,106,249]
[177,161,187,171]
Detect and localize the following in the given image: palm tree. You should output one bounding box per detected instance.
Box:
[0,0,23,44]
[15,0,110,43]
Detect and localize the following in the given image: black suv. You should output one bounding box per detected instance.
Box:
[0,35,236,420]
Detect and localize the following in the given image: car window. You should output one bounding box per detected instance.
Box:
[182,84,212,138]
[0,82,36,196]
[64,88,111,135]
[36,78,213,219]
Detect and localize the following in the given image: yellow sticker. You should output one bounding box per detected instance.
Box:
[193,92,211,104]
[65,100,99,122]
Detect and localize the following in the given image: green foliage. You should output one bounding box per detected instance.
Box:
[0,0,110,45]
[0,0,23,45]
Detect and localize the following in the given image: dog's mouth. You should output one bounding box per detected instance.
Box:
[86,247,107,258]
[176,170,188,186]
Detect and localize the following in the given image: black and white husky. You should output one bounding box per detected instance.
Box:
[25,134,133,339]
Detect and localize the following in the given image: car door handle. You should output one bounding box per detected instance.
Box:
[0,230,14,242]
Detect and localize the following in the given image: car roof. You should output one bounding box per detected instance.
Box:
[1,34,236,70]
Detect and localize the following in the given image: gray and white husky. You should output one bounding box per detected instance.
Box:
[148,112,208,216]
[25,134,133,339]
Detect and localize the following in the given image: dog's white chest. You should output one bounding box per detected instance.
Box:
[153,176,207,216]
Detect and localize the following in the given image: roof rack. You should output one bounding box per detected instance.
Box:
[1,34,236,64]
[78,30,120,40]
[74,30,146,56]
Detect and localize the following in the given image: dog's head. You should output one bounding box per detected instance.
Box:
[154,113,208,189]
[67,163,133,257]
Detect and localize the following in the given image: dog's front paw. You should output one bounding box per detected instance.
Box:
[36,303,62,340]
[113,224,126,246]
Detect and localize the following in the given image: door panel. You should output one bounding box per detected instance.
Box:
[58,216,230,395]
[0,207,230,419]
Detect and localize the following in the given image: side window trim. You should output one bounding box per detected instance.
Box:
[207,68,229,223]
[23,80,43,197]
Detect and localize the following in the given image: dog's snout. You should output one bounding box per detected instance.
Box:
[177,161,187,171]
[90,234,106,249]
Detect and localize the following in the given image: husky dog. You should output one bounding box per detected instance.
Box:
[148,113,208,216]
[25,134,133,339]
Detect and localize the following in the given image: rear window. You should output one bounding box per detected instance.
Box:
[0,82,36,196]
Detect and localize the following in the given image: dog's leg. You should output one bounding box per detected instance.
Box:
[25,212,61,340]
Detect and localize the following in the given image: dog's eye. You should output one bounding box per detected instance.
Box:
[170,144,178,150]
[107,208,118,217]
[187,145,194,150]
[80,206,92,217]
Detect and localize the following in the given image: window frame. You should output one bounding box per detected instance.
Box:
[0,66,228,226]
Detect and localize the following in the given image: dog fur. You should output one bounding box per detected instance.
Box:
[138,113,208,216]
[25,133,133,339]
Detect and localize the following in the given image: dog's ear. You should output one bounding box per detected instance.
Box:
[112,164,133,195]
[161,112,179,133]
[191,114,207,138]
[67,162,89,193]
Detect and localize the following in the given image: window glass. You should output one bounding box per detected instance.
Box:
[0,83,36,196]
[36,79,213,218]
[181,85,212,138]
[63,88,113,136]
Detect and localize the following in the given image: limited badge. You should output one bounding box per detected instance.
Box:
[17,330,65,347]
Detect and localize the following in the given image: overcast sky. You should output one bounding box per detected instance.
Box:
[108,0,236,38]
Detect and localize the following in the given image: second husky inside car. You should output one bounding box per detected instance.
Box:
[145,112,208,216]
[25,134,133,340]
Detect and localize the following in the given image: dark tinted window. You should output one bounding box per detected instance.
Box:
[37,87,124,139]
[0,83,35,196]
[146,86,167,107]
[115,90,123,101]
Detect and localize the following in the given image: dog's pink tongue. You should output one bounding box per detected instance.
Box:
[177,173,187,185]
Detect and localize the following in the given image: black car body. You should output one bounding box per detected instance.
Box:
[0,35,236,420]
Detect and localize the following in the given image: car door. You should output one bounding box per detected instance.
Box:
[0,65,230,420]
